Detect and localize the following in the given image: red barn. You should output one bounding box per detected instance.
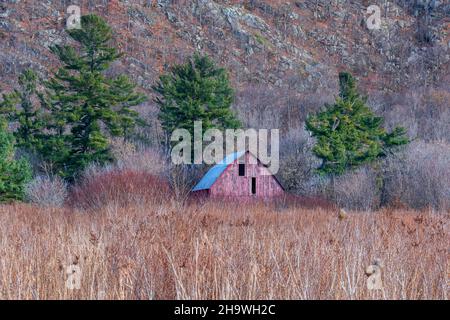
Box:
[192,151,284,199]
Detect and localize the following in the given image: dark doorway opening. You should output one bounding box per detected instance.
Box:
[251,177,256,195]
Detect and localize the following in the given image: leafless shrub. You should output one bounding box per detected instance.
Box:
[68,165,170,210]
[110,138,166,175]
[383,88,450,143]
[25,175,68,207]
[165,164,205,204]
[332,167,380,211]
[109,137,137,161]
[382,140,450,210]
[278,126,323,194]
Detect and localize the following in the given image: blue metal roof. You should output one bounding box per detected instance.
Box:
[192,151,245,191]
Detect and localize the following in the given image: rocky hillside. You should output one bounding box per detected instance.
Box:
[1,0,449,134]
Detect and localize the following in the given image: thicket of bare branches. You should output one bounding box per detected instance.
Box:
[69,166,170,211]
[59,142,170,210]
[25,175,68,207]
[109,138,166,175]
[382,140,450,210]
[332,167,380,211]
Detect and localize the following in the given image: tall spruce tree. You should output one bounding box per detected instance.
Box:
[153,54,240,148]
[43,14,146,178]
[0,119,32,202]
[306,72,408,176]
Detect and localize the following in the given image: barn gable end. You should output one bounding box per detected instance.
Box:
[192,151,284,199]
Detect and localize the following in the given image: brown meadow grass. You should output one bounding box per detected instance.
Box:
[0,199,448,300]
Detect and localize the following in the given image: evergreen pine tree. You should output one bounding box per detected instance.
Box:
[43,14,146,178]
[153,54,240,148]
[11,69,43,152]
[0,87,18,122]
[0,119,32,203]
[306,72,408,176]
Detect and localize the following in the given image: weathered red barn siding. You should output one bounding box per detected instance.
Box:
[209,152,284,198]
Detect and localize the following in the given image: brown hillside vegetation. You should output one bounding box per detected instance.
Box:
[2,1,449,143]
[0,201,447,299]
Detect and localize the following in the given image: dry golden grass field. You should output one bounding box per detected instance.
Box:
[0,199,448,300]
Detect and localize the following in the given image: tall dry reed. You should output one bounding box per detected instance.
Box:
[0,201,447,299]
